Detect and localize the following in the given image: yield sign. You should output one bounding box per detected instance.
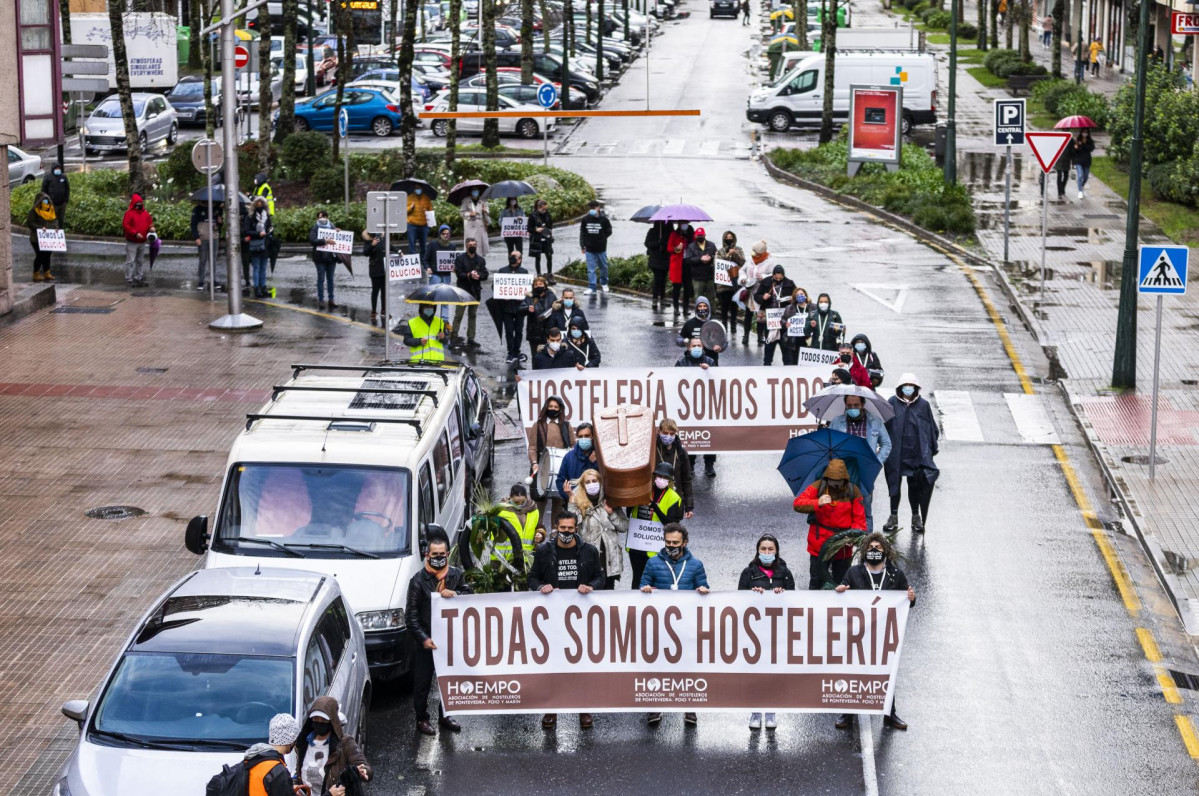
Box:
[1026,131,1073,173]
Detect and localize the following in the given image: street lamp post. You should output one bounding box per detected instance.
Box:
[945,0,958,184]
[1110,0,1154,388]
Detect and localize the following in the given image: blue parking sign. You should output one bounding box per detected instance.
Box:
[1138,245,1189,295]
[537,82,558,109]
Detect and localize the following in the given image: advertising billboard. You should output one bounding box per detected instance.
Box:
[847,84,902,175]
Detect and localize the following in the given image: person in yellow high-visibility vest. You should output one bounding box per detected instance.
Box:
[494,484,543,561]
[397,305,446,362]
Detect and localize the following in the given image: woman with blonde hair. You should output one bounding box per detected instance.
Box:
[567,469,628,589]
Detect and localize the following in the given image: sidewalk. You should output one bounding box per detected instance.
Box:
[0,286,387,793]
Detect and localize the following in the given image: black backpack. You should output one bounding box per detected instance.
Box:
[205,761,249,796]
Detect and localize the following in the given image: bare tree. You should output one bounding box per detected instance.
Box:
[389,0,399,58]
[594,0,604,81]
[400,0,419,173]
[203,0,216,139]
[275,0,299,142]
[521,0,535,82]
[108,0,146,194]
[818,0,837,144]
[481,0,500,147]
[445,0,462,170]
[990,0,998,48]
[61,0,72,45]
[257,5,273,172]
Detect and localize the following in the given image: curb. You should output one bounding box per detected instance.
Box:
[761,152,1198,634]
[1,283,56,327]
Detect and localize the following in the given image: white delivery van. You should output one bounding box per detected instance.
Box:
[748,51,937,134]
[184,362,495,682]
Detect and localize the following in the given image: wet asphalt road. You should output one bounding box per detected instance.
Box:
[16,5,1199,794]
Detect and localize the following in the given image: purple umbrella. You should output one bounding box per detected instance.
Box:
[648,203,713,222]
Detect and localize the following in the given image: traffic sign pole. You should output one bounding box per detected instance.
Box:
[207,144,215,302]
[1150,294,1162,480]
[341,109,350,215]
[1040,168,1048,297]
[1004,144,1011,263]
[384,196,392,362]
[1136,244,1190,479]
[993,99,1025,264]
[536,83,558,168]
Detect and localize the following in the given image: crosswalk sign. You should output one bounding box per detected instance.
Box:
[1138,245,1189,295]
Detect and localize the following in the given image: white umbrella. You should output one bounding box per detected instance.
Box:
[804,384,894,422]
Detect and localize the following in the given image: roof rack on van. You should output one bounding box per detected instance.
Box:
[270,385,440,407]
[290,363,455,384]
[244,413,424,433]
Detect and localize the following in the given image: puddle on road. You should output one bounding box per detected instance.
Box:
[1080,260,1123,290]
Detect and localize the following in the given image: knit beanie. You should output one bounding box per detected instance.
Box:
[269,713,301,746]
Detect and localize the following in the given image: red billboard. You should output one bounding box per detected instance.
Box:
[847,86,902,167]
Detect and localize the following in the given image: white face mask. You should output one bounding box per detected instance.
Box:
[548,341,561,352]
[819,302,829,312]
[584,482,601,496]
[654,477,669,490]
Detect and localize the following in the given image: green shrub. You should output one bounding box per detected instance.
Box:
[560,254,652,291]
[1109,64,1199,166]
[310,166,353,203]
[156,144,207,196]
[1031,77,1068,104]
[958,22,978,39]
[923,10,951,28]
[911,1,930,13]
[983,48,1019,73]
[1147,158,1199,207]
[1056,88,1109,128]
[279,131,331,180]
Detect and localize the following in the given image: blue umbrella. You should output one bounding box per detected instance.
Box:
[776,428,883,496]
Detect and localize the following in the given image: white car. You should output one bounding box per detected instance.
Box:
[7,145,44,188]
[349,80,425,124]
[53,567,371,796]
[237,66,285,108]
[428,88,555,139]
[272,54,310,95]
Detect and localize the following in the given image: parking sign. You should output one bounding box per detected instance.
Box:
[993,99,1025,147]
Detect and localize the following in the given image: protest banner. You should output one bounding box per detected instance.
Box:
[494,272,534,300]
[501,217,529,238]
[626,518,664,552]
[765,308,785,331]
[388,253,421,282]
[436,249,458,273]
[714,258,734,287]
[516,365,834,454]
[787,314,806,338]
[432,590,910,715]
[317,227,354,255]
[37,229,67,252]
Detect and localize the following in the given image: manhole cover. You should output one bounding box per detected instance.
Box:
[53,307,114,314]
[85,505,147,521]
[136,367,169,374]
[1121,455,1168,466]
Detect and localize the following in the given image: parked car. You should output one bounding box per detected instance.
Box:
[165,76,221,127]
[710,0,738,17]
[52,567,371,796]
[458,51,600,103]
[350,80,427,123]
[429,89,556,139]
[271,54,311,94]
[352,68,434,102]
[290,87,404,136]
[413,62,451,91]
[82,93,178,155]
[7,145,44,188]
[413,47,454,70]
[237,65,285,108]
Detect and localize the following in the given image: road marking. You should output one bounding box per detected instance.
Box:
[1137,627,1163,662]
[852,282,909,314]
[1004,393,1062,444]
[559,140,584,155]
[1176,716,1199,758]
[631,139,652,155]
[662,139,685,155]
[1091,528,1142,613]
[1157,666,1184,704]
[593,141,618,153]
[932,390,985,442]
[415,733,437,768]
[857,715,880,796]
[699,139,720,156]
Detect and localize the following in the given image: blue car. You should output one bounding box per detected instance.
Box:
[292,87,403,137]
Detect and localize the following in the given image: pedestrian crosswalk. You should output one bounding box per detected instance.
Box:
[932,390,1062,445]
[557,138,753,159]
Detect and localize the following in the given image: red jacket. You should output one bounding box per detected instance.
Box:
[122,194,153,242]
[793,481,865,559]
[668,231,686,283]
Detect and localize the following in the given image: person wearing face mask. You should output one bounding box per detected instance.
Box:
[579,200,613,295]
[309,211,339,309]
[667,222,695,316]
[528,395,574,509]
[835,532,915,731]
[459,188,490,257]
[190,196,225,292]
[654,419,695,519]
[406,530,471,736]
[244,197,273,299]
[738,533,795,731]
[779,286,811,364]
[533,327,583,370]
[807,292,844,351]
[527,198,555,282]
[235,713,300,796]
[827,367,853,386]
[41,162,69,226]
[566,317,602,368]
[740,240,772,346]
[675,336,716,370]
[676,296,723,364]
[362,229,387,323]
[641,522,710,727]
[684,227,718,302]
[496,251,532,364]
[884,373,939,534]
[644,220,672,311]
[500,196,527,257]
[523,275,558,358]
[406,184,433,255]
[494,483,543,562]
[567,469,628,590]
[793,458,865,590]
[828,395,891,532]
[529,512,605,730]
[549,287,587,333]
[627,462,685,591]
[398,303,447,362]
[292,696,372,796]
[26,193,59,283]
[847,333,884,390]
[556,422,599,498]
[757,265,797,366]
[452,236,490,350]
[715,231,745,335]
[121,193,154,287]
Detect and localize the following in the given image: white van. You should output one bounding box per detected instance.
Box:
[748,51,938,134]
[184,362,495,682]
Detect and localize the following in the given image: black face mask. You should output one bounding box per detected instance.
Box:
[534,286,546,295]
[557,532,576,545]
[724,239,734,247]
[865,549,885,564]
[840,353,852,363]
[666,546,684,560]
[545,408,560,418]
[428,555,448,568]
[509,257,520,267]
[311,721,332,736]
[467,246,477,254]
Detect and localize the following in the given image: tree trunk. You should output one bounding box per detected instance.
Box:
[539,0,551,52]
[190,0,208,71]
[108,0,146,194]
[446,0,462,171]
[990,0,999,48]
[594,0,604,81]
[1018,0,1030,60]
[561,0,572,107]
[400,0,418,174]
[203,0,216,139]
[1005,2,1013,48]
[258,6,273,172]
[818,0,836,143]
[481,0,500,147]
[585,0,592,49]
[1051,0,1064,77]
[796,0,808,50]
[389,0,399,58]
[275,0,299,143]
[569,0,577,57]
[521,0,535,81]
[622,0,628,40]
[61,0,72,45]
[978,0,987,49]
[332,3,353,162]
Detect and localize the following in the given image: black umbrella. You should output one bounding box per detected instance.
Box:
[631,204,663,223]
[484,296,505,338]
[404,283,478,306]
[390,177,438,200]
[482,180,536,200]
[447,179,490,207]
[190,184,251,205]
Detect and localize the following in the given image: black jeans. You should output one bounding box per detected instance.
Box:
[532,250,554,276]
[412,646,445,722]
[629,550,650,589]
[671,280,693,313]
[505,237,524,256]
[33,250,52,274]
[764,340,781,366]
[603,575,620,590]
[809,554,851,591]
[780,340,801,366]
[370,275,386,314]
[1056,168,1070,198]
[717,289,740,332]
[689,453,716,471]
[889,472,932,522]
[501,312,524,359]
[651,268,668,302]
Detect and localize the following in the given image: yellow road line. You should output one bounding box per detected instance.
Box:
[1157,667,1183,704]
[1137,628,1164,662]
[1091,528,1142,614]
[1177,716,1199,758]
[1053,444,1103,530]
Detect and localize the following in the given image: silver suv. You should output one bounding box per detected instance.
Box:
[52,567,371,796]
[83,92,178,155]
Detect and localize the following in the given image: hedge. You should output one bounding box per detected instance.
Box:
[1028,77,1109,128]
[1107,63,1198,167]
[559,254,652,291]
[768,137,976,237]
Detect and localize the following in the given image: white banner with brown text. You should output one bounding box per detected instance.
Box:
[432,590,910,715]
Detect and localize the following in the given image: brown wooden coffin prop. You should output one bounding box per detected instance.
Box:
[594,403,655,508]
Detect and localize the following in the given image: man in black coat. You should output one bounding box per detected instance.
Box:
[405,531,472,736]
[41,162,70,223]
[675,336,716,370]
[683,228,718,302]
[452,237,489,350]
[494,251,531,364]
[190,201,224,291]
[835,532,915,731]
[757,265,797,366]
[532,327,584,370]
[676,296,722,364]
[548,287,586,333]
[578,200,613,295]
[529,512,605,730]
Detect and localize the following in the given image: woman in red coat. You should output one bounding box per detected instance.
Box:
[667,223,693,316]
[792,459,866,590]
